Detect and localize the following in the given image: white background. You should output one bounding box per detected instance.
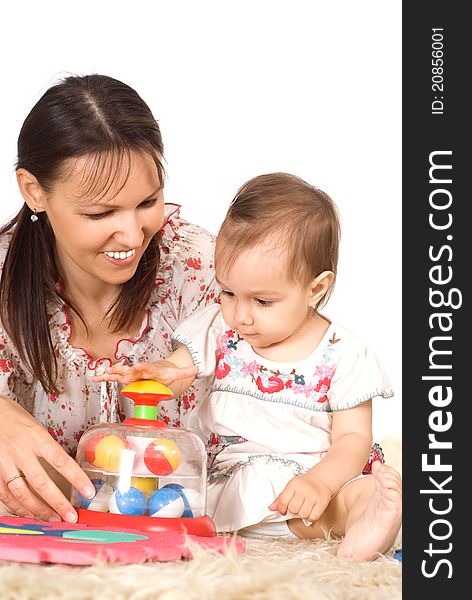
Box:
[0,1,401,441]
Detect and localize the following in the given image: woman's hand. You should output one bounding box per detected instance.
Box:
[93,361,197,386]
[268,474,333,523]
[0,395,95,522]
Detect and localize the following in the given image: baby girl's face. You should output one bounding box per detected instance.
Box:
[216,241,316,355]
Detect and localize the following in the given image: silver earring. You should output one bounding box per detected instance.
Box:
[30,209,38,223]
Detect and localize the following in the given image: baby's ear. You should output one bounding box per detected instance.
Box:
[308,271,334,308]
[16,168,47,214]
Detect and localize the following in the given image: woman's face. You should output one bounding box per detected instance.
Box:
[43,151,164,290]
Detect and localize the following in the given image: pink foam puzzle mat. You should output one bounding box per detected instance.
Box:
[0,517,246,565]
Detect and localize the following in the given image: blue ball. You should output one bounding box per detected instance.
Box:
[109,486,147,516]
[148,486,185,517]
[180,488,204,518]
[162,484,194,518]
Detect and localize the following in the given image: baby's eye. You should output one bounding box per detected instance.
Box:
[220,290,235,298]
[255,298,273,307]
[139,198,157,209]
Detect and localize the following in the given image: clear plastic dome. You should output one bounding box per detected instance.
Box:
[71,381,213,535]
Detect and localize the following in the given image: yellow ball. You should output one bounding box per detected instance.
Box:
[92,435,127,472]
[131,477,158,498]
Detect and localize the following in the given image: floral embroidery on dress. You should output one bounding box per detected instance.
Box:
[213,328,341,404]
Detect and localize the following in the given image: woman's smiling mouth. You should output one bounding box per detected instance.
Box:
[103,248,137,263]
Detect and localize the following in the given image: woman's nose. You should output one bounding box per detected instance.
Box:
[114,212,145,248]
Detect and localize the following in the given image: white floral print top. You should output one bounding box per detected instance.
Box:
[0,205,218,456]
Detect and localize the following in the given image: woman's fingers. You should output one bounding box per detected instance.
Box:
[17,462,82,523]
[4,431,96,522]
[0,482,36,519]
[27,442,95,522]
[4,474,61,521]
[0,396,93,521]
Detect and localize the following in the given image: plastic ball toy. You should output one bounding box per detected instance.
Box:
[144,438,181,476]
[148,486,185,517]
[163,484,204,518]
[72,379,215,537]
[109,487,147,516]
[180,488,205,518]
[131,476,157,498]
[83,433,107,464]
[86,434,128,472]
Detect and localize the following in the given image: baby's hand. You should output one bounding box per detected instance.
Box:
[268,474,333,523]
[92,361,197,387]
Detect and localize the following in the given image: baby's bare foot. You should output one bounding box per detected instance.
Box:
[337,462,402,561]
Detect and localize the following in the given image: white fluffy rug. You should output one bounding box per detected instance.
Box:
[0,438,402,600]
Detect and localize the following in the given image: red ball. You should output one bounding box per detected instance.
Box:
[143,438,181,476]
[83,433,107,465]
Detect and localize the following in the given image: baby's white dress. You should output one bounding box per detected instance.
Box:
[172,303,393,533]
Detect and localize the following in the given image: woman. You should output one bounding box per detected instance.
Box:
[0,74,218,523]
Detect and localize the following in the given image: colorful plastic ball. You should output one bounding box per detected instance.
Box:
[143,438,181,476]
[148,486,185,517]
[153,483,205,518]
[159,484,188,515]
[163,484,204,518]
[162,483,184,493]
[180,488,205,518]
[83,433,108,465]
[109,486,147,516]
[131,476,158,498]
[90,435,128,472]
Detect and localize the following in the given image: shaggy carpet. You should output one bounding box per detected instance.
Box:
[0,438,402,600]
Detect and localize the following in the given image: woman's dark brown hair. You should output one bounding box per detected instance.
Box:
[0,74,165,394]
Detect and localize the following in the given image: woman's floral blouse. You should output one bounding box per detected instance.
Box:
[0,205,219,455]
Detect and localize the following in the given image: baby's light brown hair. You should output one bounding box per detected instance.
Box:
[215,172,341,309]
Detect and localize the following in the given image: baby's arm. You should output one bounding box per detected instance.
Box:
[93,345,198,398]
[269,400,373,522]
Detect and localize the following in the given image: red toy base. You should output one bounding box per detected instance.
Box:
[76,508,217,537]
[0,516,244,565]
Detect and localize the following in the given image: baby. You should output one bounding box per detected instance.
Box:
[97,172,402,560]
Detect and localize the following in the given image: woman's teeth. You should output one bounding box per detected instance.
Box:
[104,249,136,260]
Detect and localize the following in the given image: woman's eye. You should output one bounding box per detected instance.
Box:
[84,198,156,219]
[85,211,112,220]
